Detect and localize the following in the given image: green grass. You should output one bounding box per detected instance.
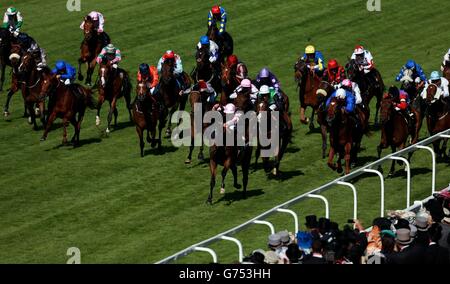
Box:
[0,0,450,264]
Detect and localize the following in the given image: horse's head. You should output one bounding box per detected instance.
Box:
[206,24,219,42]
[196,47,209,67]
[8,43,22,68]
[234,91,252,113]
[380,90,396,124]
[326,97,345,126]
[98,59,111,87]
[317,80,333,100]
[425,83,440,105]
[161,59,175,84]
[345,59,360,82]
[39,70,58,100]
[221,62,236,86]
[136,82,150,102]
[83,16,95,40]
[18,52,35,74]
[294,59,308,83]
[0,28,11,50]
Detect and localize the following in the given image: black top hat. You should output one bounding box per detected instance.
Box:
[394,218,410,230]
[305,215,318,229]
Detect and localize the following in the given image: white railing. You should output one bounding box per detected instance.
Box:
[156,129,450,264]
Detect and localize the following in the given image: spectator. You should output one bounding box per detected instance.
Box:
[277,230,291,263]
[440,205,450,251]
[425,223,450,264]
[389,228,424,264]
[264,251,280,264]
[267,233,281,251]
[302,240,327,264]
[286,243,303,264]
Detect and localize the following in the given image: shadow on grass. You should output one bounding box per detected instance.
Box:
[144,145,179,156]
[45,137,103,151]
[268,169,304,181]
[215,188,265,205]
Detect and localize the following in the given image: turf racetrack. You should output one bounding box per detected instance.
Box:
[0,0,450,263]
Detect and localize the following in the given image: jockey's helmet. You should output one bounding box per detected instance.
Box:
[200,36,210,45]
[354,45,365,55]
[139,63,149,76]
[259,67,270,78]
[88,11,99,21]
[198,80,208,92]
[6,7,17,16]
[336,88,347,100]
[305,45,315,54]
[328,59,338,70]
[163,50,175,60]
[430,71,440,81]
[224,103,236,114]
[55,60,66,71]
[342,79,352,89]
[405,60,415,69]
[106,44,115,54]
[241,79,252,88]
[259,85,270,95]
[212,6,221,15]
[227,55,238,66]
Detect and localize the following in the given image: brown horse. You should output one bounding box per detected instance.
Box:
[295,59,322,131]
[377,88,411,177]
[207,92,253,204]
[40,75,96,146]
[132,82,160,157]
[443,64,450,82]
[206,24,233,63]
[78,16,110,86]
[0,27,12,92]
[326,97,358,175]
[425,84,450,158]
[96,60,132,134]
[315,80,335,158]
[185,83,213,164]
[192,46,221,94]
[220,62,242,105]
[254,92,292,176]
[3,43,28,118]
[345,59,385,126]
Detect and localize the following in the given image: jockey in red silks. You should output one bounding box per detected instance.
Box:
[323,59,346,87]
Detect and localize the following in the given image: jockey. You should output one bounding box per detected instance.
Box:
[326,88,356,114]
[80,11,109,46]
[255,67,281,92]
[28,42,47,69]
[208,5,227,35]
[339,79,362,105]
[323,59,346,87]
[157,50,188,93]
[230,78,258,105]
[301,45,325,75]
[395,60,427,84]
[96,44,121,68]
[420,71,450,101]
[137,63,159,95]
[52,60,76,85]
[198,80,217,104]
[2,7,23,37]
[197,35,219,63]
[259,85,284,112]
[441,48,450,71]
[226,55,248,81]
[351,45,374,74]
[394,89,415,132]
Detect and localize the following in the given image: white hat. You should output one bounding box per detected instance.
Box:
[259,85,270,95]
[336,88,347,100]
[223,103,235,114]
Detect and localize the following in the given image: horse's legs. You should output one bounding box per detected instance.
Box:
[41,111,57,141]
[198,145,205,161]
[3,89,16,116]
[27,102,38,130]
[275,134,290,175]
[309,109,315,131]
[208,160,217,204]
[96,95,105,126]
[442,138,449,159]
[106,98,117,134]
[327,146,337,171]
[186,134,195,164]
[220,165,230,195]
[113,107,118,127]
[61,117,69,144]
[241,154,250,199]
[0,63,5,92]
[336,151,343,174]
[231,163,241,189]
[77,58,84,82]
[157,108,167,149]
[136,126,145,157]
[374,96,381,126]
[299,106,308,124]
[377,144,384,173]
[165,106,177,138]
[39,102,46,128]
[388,145,397,177]
[253,145,260,171]
[344,143,352,175]
[320,124,328,159]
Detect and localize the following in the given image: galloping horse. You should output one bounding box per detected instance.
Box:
[3,42,27,117]
[254,93,292,176]
[132,82,160,156]
[346,59,384,125]
[220,62,242,105]
[315,80,335,158]
[377,87,411,177]
[326,97,359,175]
[207,92,253,204]
[16,52,50,129]
[40,75,96,146]
[425,84,450,158]
[206,24,233,63]
[96,59,132,134]
[78,16,110,86]
[192,46,221,94]
[294,59,322,131]
[0,28,12,92]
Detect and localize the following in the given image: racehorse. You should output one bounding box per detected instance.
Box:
[377,87,411,177]
[315,80,335,158]
[206,24,233,63]
[192,45,221,94]
[78,16,110,86]
[207,92,253,204]
[326,96,359,175]
[185,84,213,164]
[16,52,51,129]
[425,84,450,158]
[220,62,242,105]
[346,59,384,125]
[39,74,96,146]
[254,92,292,176]
[132,82,160,157]
[96,59,132,134]
[443,62,450,83]
[294,58,322,131]
[0,27,12,92]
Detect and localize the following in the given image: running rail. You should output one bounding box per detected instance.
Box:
[156,129,450,264]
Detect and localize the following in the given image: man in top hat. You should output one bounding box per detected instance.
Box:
[425,223,450,264]
[389,228,425,264]
[267,233,281,251]
[276,230,291,263]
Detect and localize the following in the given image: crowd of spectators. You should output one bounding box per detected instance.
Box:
[242,187,450,264]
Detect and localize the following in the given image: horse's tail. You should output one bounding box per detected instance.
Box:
[121,71,132,109]
[83,88,97,110]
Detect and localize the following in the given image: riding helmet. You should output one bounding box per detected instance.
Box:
[139,63,149,75]
[55,60,66,71]
[200,36,210,45]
